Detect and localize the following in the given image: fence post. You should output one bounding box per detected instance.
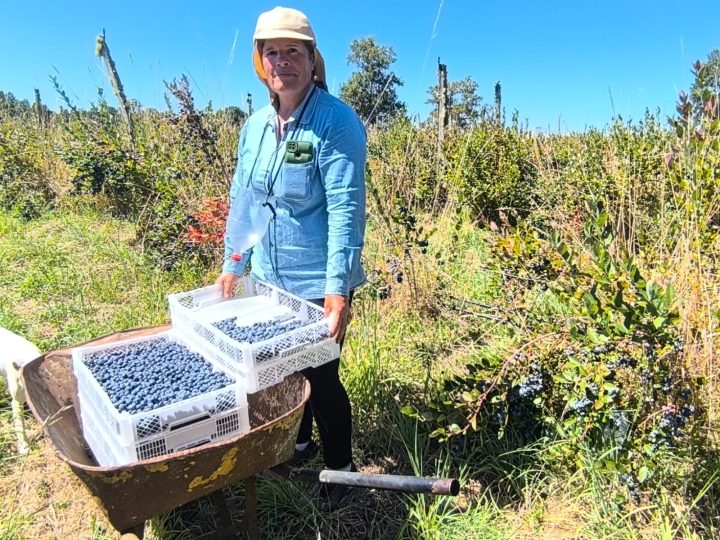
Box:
[96,31,135,142]
[34,88,45,129]
[494,81,502,125]
[438,59,449,144]
[246,93,253,116]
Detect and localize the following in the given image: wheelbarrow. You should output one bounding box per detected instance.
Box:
[23,325,460,539]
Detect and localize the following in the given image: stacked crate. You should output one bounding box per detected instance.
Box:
[167,277,340,393]
[73,278,337,466]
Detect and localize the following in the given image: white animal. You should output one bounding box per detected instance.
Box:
[0,327,41,454]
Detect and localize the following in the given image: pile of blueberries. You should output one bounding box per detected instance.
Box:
[84,338,234,414]
[212,316,305,344]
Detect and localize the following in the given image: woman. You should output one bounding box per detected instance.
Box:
[216,7,366,510]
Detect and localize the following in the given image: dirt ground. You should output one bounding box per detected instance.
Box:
[1,417,119,540]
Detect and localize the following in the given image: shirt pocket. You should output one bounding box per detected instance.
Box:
[279,162,315,202]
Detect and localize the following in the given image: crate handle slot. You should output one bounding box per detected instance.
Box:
[281,343,309,357]
[175,438,212,452]
[170,413,212,431]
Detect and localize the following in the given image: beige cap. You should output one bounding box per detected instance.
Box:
[252,7,327,102]
[253,6,316,43]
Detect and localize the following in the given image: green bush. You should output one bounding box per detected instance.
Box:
[666,89,720,247]
[52,87,239,269]
[444,125,536,221]
[0,119,56,219]
[607,111,673,245]
[532,129,611,221]
[367,118,439,208]
[128,102,238,270]
[57,101,150,215]
[410,200,706,507]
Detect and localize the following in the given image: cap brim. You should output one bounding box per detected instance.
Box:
[253,30,315,43]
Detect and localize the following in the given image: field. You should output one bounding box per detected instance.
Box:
[1,71,719,539]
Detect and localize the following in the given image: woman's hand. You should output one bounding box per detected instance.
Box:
[216,273,240,299]
[324,294,350,344]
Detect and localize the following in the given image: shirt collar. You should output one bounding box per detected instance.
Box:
[265,85,320,127]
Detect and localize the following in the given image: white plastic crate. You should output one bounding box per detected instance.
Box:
[72,331,250,466]
[168,278,340,393]
[79,389,248,467]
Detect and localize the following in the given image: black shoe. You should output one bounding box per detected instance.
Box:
[318,463,357,512]
[287,439,319,467]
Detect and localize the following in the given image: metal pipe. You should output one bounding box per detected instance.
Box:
[273,464,460,496]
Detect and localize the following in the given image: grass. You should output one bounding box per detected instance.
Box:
[0,208,210,351]
[0,507,29,540]
[0,204,487,539]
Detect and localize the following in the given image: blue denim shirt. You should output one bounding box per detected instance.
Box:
[222,87,367,299]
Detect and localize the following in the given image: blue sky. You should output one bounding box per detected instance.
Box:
[1,1,718,132]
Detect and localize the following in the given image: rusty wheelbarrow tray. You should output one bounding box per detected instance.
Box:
[22,325,310,538]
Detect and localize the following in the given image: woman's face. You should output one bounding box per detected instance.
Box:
[261,38,314,103]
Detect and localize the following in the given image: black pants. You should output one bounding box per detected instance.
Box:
[296,296,353,469]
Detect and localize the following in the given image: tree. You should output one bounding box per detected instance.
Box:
[426,76,486,129]
[221,106,246,128]
[689,49,720,120]
[340,37,405,125]
[0,91,33,118]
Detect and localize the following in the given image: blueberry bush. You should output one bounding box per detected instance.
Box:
[0,117,58,219]
[407,198,708,503]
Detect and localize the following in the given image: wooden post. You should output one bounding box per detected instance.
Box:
[494,81,502,125]
[243,475,259,540]
[246,92,253,116]
[96,31,135,142]
[438,59,449,144]
[33,88,44,129]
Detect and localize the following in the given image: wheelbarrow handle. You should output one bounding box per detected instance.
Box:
[272,463,460,496]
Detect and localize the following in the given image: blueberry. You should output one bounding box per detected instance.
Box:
[571,397,593,415]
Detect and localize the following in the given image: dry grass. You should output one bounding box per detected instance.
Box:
[506,494,585,540]
[0,417,117,539]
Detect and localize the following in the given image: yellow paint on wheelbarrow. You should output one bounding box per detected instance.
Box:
[145,463,169,473]
[187,447,239,492]
[97,469,134,484]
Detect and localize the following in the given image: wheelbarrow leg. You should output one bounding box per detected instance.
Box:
[243,475,260,540]
[207,490,238,539]
[193,480,259,540]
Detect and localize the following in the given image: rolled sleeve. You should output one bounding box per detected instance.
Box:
[318,108,367,296]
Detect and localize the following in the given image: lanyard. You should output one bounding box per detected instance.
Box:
[265,85,316,198]
[243,86,317,287]
[243,85,317,198]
